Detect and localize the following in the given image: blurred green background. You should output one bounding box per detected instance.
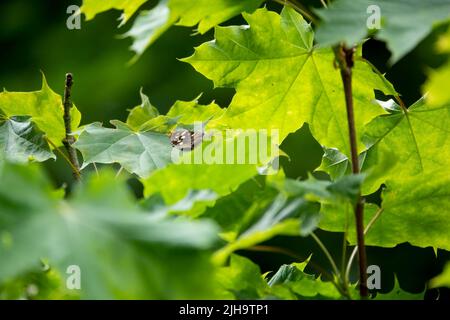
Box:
[0,0,448,299]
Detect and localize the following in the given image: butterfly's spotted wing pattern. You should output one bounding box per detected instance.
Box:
[170,129,204,151]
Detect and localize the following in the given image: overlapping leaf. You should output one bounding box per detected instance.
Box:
[216,254,270,299]
[75,93,227,178]
[362,98,450,185]
[213,193,317,265]
[82,0,148,26]
[212,174,364,264]
[319,98,450,193]
[320,171,450,251]
[141,115,280,211]
[217,254,348,300]
[374,172,450,250]
[124,0,264,56]
[126,89,160,130]
[143,162,259,203]
[0,162,220,299]
[185,7,396,158]
[0,74,81,147]
[166,98,224,125]
[268,261,345,300]
[0,116,54,163]
[315,0,450,63]
[74,121,173,178]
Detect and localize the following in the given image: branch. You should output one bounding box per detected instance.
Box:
[334,45,368,298]
[310,232,340,278]
[45,137,81,178]
[62,73,81,181]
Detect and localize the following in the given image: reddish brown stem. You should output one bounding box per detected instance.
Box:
[335,45,368,298]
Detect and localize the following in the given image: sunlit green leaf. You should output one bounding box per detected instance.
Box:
[319,98,449,194]
[82,0,148,26]
[185,7,396,158]
[126,89,160,130]
[0,74,81,147]
[166,98,224,125]
[363,98,449,185]
[216,254,270,299]
[321,171,450,251]
[124,0,264,56]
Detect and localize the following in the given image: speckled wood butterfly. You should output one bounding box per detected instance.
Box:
[169,129,204,151]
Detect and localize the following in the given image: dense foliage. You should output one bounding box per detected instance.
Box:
[0,0,449,300]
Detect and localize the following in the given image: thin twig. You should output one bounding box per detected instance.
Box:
[334,45,368,298]
[345,208,384,281]
[62,73,81,181]
[45,137,81,178]
[341,211,349,277]
[310,233,354,299]
[310,232,340,277]
[246,245,334,280]
[272,0,316,23]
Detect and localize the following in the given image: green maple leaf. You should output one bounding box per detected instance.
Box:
[166,98,224,125]
[82,0,148,26]
[202,178,278,234]
[217,254,348,300]
[0,74,81,147]
[0,116,54,163]
[363,98,450,185]
[124,0,264,57]
[375,172,450,250]
[268,262,345,300]
[321,171,450,251]
[74,121,173,178]
[143,162,259,203]
[74,93,229,178]
[169,0,264,34]
[212,173,364,265]
[374,276,425,300]
[184,7,396,158]
[319,98,450,194]
[126,89,160,130]
[122,0,173,61]
[318,144,398,196]
[0,162,220,299]
[315,0,450,63]
[213,193,315,265]
[216,254,270,299]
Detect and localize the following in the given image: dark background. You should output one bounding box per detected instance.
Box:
[0,0,448,299]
